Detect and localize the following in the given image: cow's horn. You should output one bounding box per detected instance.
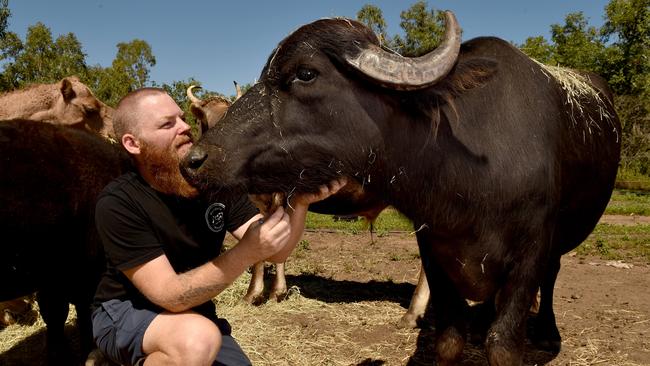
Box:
[345,10,461,91]
[187,85,202,104]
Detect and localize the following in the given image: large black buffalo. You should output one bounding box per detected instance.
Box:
[181,11,621,365]
[0,119,129,364]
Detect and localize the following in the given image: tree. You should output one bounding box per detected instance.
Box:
[356,4,390,45]
[87,39,156,106]
[392,1,445,57]
[519,36,556,64]
[0,22,87,89]
[550,12,606,72]
[601,0,649,96]
[0,0,9,40]
[112,39,156,89]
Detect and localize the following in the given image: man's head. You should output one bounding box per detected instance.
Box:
[114,88,197,198]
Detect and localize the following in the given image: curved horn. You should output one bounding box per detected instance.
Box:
[345,10,461,91]
[186,85,202,104]
[233,81,242,100]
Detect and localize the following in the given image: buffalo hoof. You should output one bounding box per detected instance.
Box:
[528,317,562,354]
[396,312,420,329]
[268,290,287,302]
[242,293,266,306]
[435,327,465,366]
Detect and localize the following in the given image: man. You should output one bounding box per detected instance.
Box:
[91,88,345,366]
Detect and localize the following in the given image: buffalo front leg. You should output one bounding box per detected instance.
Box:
[243,262,266,305]
[416,232,467,366]
[268,262,288,302]
[485,250,545,366]
[397,264,430,328]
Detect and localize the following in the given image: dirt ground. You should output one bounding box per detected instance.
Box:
[1,216,649,365]
[233,229,648,366]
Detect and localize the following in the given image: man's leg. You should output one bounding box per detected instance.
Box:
[142,311,222,366]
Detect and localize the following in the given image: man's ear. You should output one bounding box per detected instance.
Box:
[122,133,141,155]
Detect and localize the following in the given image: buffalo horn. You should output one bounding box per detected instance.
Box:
[345,10,461,91]
[187,85,202,104]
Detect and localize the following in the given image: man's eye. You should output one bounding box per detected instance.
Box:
[295,67,317,83]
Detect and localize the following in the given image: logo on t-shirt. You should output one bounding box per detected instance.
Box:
[205,202,226,232]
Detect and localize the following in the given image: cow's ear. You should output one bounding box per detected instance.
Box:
[437,57,498,97]
[61,78,76,101]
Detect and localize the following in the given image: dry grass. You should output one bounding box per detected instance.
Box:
[534,60,616,137]
[214,271,419,365]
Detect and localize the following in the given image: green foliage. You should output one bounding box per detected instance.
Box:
[0,0,9,40]
[356,1,444,56]
[519,36,555,64]
[0,12,160,108]
[0,23,88,89]
[392,1,445,57]
[551,12,606,72]
[601,0,650,96]
[357,4,389,45]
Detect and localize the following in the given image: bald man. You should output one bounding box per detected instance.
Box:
[91,88,345,366]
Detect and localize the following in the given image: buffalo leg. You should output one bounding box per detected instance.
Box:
[530,256,562,353]
[397,265,430,328]
[268,262,288,302]
[243,262,266,304]
[485,246,544,366]
[37,290,71,364]
[416,232,466,366]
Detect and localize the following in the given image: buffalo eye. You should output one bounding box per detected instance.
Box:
[295,67,317,83]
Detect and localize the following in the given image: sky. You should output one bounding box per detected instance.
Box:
[6,0,611,95]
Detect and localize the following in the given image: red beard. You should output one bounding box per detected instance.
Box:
[138,137,198,198]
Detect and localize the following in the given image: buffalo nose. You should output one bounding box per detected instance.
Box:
[184,147,208,171]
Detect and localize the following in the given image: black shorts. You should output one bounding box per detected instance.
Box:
[91,299,251,366]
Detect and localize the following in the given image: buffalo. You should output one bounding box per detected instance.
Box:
[182,11,621,365]
[0,119,130,364]
[186,84,432,327]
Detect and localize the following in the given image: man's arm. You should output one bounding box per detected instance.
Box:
[123,208,290,313]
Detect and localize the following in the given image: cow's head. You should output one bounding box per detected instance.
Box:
[181,12,461,203]
[186,85,235,139]
[53,76,115,138]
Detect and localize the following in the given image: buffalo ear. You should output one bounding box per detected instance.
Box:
[61,78,76,101]
[437,57,498,97]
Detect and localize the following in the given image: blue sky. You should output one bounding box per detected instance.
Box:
[6,1,610,95]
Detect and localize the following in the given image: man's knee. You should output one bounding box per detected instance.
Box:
[177,323,222,364]
[145,312,222,365]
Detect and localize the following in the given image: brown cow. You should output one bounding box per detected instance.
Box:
[186,85,233,139]
[0,76,115,138]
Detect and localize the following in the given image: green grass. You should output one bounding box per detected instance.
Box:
[576,223,650,263]
[305,207,413,233]
[305,190,650,262]
[604,190,650,215]
[306,190,650,231]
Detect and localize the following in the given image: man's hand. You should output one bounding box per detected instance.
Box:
[238,207,291,264]
[290,177,348,209]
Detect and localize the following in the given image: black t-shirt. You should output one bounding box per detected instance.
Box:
[92,171,258,317]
